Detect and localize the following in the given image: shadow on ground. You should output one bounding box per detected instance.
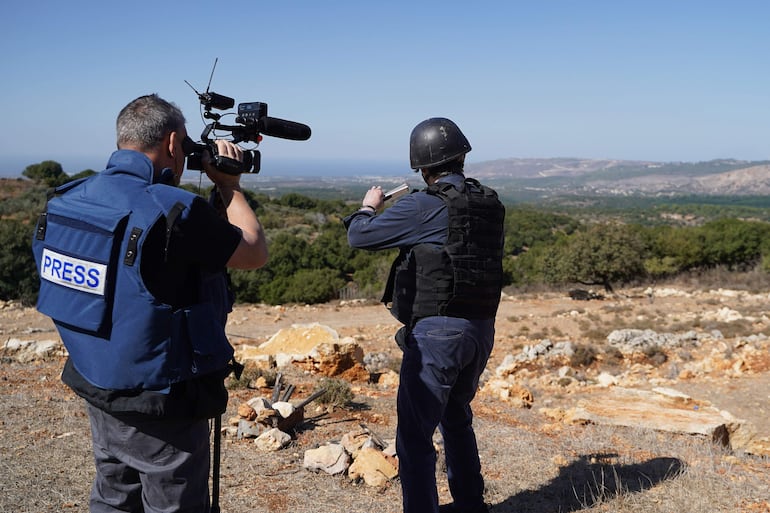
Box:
[490,454,685,513]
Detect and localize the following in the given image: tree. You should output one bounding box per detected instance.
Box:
[505,241,559,286]
[306,223,356,272]
[263,233,311,275]
[699,218,770,270]
[644,225,688,278]
[22,161,69,187]
[546,223,647,293]
[646,219,770,273]
[504,207,579,255]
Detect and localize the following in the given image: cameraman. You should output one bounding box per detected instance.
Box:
[33,94,267,512]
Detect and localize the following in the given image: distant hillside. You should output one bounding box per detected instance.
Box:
[8,156,770,207]
[466,158,770,199]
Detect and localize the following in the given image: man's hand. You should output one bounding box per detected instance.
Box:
[202,140,243,189]
[362,186,385,211]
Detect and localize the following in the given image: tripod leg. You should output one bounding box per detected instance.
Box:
[211,415,221,513]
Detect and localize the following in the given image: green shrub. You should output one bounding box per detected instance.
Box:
[0,219,39,305]
[267,268,345,305]
[313,377,354,408]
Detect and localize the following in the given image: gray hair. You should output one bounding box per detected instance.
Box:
[116,94,186,151]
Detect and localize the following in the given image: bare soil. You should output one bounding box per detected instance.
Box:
[2,287,770,513]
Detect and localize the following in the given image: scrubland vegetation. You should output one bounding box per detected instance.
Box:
[5,160,770,306]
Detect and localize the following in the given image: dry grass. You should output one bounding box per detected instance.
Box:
[2,358,769,513]
[3,282,770,513]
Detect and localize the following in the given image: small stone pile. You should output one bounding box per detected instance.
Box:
[303,426,399,487]
[227,320,404,487]
[227,396,303,451]
[227,388,399,487]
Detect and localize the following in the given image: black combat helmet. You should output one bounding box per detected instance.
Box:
[409,117,472,170]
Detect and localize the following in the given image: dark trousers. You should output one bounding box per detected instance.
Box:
[86,403,211,513]
[396,316,495,513]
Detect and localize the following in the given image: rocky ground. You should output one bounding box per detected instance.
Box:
[2,286,770,512]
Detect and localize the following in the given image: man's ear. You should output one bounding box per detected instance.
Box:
[166,131,178,158]
[163,131,182,158]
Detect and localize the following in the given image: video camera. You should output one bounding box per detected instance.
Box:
[183,80,311,175]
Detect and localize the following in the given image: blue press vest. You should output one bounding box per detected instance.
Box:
[32,150,234,392]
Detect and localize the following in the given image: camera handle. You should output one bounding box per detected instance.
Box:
[201,123,260,175]
[212,155,246,175]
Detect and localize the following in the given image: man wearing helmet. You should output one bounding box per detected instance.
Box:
[344,118,505,513]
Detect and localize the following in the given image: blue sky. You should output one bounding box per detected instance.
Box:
[2,1,769,177]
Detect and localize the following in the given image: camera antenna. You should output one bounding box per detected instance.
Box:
[184,58,234,117]
[206,58,219,94]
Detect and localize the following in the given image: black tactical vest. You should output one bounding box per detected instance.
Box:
[384,178,505,325]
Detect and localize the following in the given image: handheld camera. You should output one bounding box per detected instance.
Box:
[183,63,311,175]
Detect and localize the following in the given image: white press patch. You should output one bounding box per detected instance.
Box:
[40,248,107,296]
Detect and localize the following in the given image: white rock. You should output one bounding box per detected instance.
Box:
[272,401,296,418]
[303,443,350,475]
[3,338,63,361]
[254,428,291,451]
[596,372,618,387]
[247,397,272,413]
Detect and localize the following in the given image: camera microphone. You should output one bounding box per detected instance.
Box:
[260,116,312,141]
